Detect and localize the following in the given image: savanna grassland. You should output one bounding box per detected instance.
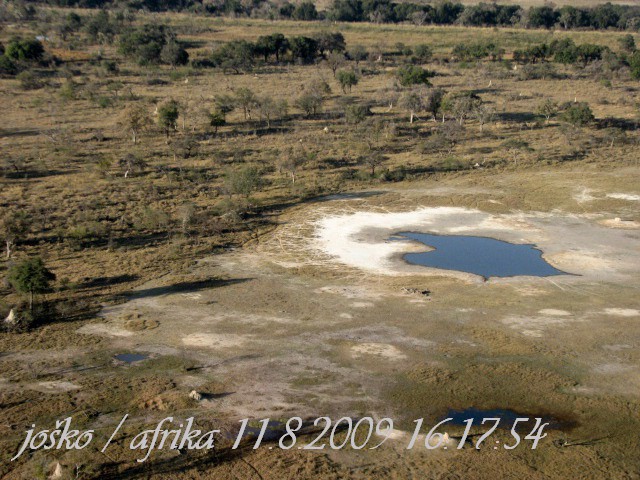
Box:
[1,3,640,479]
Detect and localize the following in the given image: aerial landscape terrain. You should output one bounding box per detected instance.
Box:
[0,0,639,478]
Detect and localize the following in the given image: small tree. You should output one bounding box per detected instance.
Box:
[122,104,151,144]
[537,99,559,124]
[399,89,424,123]
[424,88,445,122]
[160,39,189,68]
[336,69,358,93]
[224,166,263,198]
[234,87,257,121]
[256,96,288,128]
[630,51,640,80]
[502,138,533,166]
[413,44,433,63]
[362,150,385,176]
[396,65,434,87]
[208,110,226,133]
[295,81,328,117]
[118,153,147,177]
[442,92,482,125]
[348,45,368,66]
[278,147,307,184]
[8,257,55,311]
[472,103,495,132]
[618,34,636,53]
[1,211,30,259]
[157,100,180,138]
[326,52,345,77]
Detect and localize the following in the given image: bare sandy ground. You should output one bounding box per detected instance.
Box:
[13,166,639,478]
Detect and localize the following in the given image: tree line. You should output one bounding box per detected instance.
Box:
[18,0,640,32]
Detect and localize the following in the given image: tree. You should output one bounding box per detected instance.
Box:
[327,0,364,22]
[234,88,257,121]
[118,153,147,177]
[5,37,44,62]
[0,56,18,76]
[289,36,319,64]
[295,80,328,116]
[344,102,372,124]
[293,1,318,20]
[160,39,189,68]
[537,99,559,124]
[502,138,533,166]
[326,52,345,77]
[119,24,169,65]
[618,34,636,53]
[630,51,640,80]
[526,6,558,29]
[413,44,433,63]
[8,257,55,311]
[214,94,236,117]
[256,96,288,128]
[396,65,434,87]
[1,211,30,259]
[208,110,226,133]
[362,150,386,176]
[224,166,263,197]
[472,103,494,132]
[157,100,180,138]
[399,89,424,123]
[255,33,289,62]
[279,146,307,184]
[211,40,254,73]
[122,104,151,144]
[442,91,481,125]
[424,88,445,121]
[348,45,368,66]
[336,69,359,93]
[314,32,346,57]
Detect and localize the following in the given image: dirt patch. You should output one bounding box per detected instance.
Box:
[351,343,407,360]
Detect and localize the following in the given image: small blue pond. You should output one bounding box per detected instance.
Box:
[114,353,148,364]
[443,408,571,431]
[393,232,568,279]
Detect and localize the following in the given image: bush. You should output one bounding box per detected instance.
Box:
[5,37,44,62]
[413,44,433,63]
[344,103,372,124]
[336,69,358,93]
[396,64,434,86]
[211,40,254,73]
[0,55,18,76]
[560,102,594,126]
[630,51,640,80]
[119,24,176,66]
[224,166,263,197]
[16,70,44,90]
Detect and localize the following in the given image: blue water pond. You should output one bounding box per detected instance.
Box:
[393,232,568,279]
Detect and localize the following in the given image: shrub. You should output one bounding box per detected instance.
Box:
[5,37,44,62]
[560,102,594,126]
[336,69,358,93]
[396,65,434,86]
[0,56,18,76]
[16,70,44,90]
[413,44,433,63]
[344,103,372,124]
